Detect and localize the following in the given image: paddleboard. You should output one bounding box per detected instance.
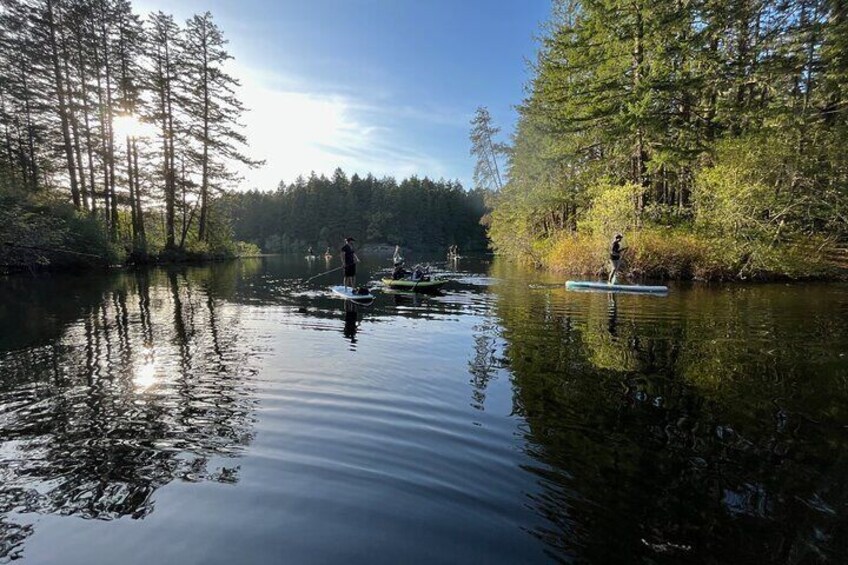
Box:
[565,280,669,294]
[330,285,375,301]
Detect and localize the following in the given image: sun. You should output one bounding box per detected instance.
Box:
[112,114,157,140]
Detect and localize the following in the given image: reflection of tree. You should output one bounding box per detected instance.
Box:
[0,268,260,560]
[491,260,848,562]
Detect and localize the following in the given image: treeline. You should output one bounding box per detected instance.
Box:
[220,169,489,253]
[0,0,256,268]
[489,0,848,279]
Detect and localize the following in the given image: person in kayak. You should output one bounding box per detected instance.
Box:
[411,264,428,282]
[393,245,403,264]
[341,237,360,288]
[608,233,625,284]
[392,261,408,280]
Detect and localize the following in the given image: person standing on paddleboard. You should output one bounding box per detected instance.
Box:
[341,237,360,289]
[608,233,625,284]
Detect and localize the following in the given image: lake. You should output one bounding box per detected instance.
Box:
[1,256,847,564]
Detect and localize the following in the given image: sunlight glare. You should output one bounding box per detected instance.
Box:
[113,114,157,140]
[134,358,157,391]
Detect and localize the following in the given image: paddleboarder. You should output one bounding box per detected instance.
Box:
[608,233,625,284]
[341,237,360,289]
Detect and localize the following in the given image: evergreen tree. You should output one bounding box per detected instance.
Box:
[469,105,506,191]
[181,12,259,242]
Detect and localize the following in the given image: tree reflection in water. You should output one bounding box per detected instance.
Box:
[0,267,261,560]
[487,261,848,563]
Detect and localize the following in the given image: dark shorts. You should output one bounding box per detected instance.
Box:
[344,264,356,277]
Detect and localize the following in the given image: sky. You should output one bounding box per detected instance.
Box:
[136,0,551,191]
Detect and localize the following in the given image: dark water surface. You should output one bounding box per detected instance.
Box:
[1,256,847,564]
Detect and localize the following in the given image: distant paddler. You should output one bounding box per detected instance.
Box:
[341,237,360,289]
[393,245,403,264]
[324,246,333,260]
[608,233,626,284]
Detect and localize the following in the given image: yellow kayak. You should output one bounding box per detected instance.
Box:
[381,278,449,292]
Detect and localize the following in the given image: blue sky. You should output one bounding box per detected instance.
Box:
[136,0,551,190]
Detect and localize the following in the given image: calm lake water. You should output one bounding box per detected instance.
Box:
[1,256,847,564]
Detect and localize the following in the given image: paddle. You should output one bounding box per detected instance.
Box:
[304,265,343,283]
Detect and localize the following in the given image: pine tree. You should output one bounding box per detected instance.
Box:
[146,11,180,249]
[469,106,506,191]
[181,12,259,242]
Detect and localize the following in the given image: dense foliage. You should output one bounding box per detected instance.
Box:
[0,0,256,268]
[489,0,848,279]
[220,169,489,253]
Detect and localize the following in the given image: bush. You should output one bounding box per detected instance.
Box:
[544,232,605,275]
[0,188,119,271]
[235,241,261,256]
[627,228,713,279]
[542,225,841,281]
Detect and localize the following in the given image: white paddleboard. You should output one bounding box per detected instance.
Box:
[565,280,668,294]
[330,285,375,301]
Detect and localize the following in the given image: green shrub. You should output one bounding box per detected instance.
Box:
[235,241,261,256]
[0,188,119,270]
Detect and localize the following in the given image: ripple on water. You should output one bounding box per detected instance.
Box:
[1,261,847,564]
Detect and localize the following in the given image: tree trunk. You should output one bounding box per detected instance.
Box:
[198,30,210,242]
[62,29,90,212]
[97,1,118,237]
[157,34,177,249]
[632,2,647,214]
[19,68,39,190]
[180,156,188,248]
[76,29,98,214]
[132,139,145,247]
[46,0,81,209]
[126,135,138,246]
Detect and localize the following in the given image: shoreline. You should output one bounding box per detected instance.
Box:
[3,252,847,284]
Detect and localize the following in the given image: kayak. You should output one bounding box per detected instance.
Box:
[305,255,318,260]
[381,278,449,291]
[330,285,375,301]
[565,280,669,294]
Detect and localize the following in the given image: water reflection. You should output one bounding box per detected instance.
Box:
[1,257,847,563]
[490,262,848,562]
[0,267,261,560]
[343,301,360,346]
[607,293,617,337]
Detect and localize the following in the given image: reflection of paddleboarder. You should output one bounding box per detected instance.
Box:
[343,300,359,343]
[607,293,618,337]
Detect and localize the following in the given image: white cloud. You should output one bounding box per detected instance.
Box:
[235,67,450,191]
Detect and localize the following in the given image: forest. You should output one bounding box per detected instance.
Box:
[488,0,848,280]
[220,169,489,254]
[0,0,258,269]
